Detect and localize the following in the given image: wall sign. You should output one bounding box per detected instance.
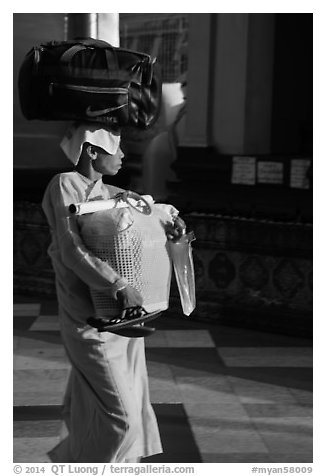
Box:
[290,159,311,189]
[257,161,283,184]
[231,156,256,185]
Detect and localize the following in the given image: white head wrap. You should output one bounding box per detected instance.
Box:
[60,122,121,165]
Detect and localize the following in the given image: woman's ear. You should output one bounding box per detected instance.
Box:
[86,144,98,161]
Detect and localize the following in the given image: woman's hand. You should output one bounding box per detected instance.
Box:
[116,284,143,309]
[166,216,186,242]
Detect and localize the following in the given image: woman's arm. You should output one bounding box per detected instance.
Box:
[42,174,128,297]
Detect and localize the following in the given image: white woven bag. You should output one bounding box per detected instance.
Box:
[76,193,175,318]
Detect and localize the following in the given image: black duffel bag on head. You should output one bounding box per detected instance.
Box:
[18,38,162,130]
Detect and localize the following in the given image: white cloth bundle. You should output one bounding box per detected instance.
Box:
[61,122,121,165]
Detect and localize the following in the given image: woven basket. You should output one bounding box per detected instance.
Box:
[78,205,172,318]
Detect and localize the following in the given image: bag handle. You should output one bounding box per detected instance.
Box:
[60,44,87,64]
[60,38,119,71]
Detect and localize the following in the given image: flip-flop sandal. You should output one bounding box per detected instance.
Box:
[109,324,156,338]
[87,307,162,333]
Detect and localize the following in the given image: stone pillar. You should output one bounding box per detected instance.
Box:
[181,13,275,154]
[98,13,120,46]
[65,13,98,39]
[211,13,275,154]
[66,13,120,46]
[179,13,213,148]
[170,13,276,212]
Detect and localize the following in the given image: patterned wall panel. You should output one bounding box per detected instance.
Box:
[14,202,56,296]
[180,213,312,334]
[209,252,236,289]
[13,202,312,334]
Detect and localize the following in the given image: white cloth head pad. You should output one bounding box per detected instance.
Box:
[60,122,121,165]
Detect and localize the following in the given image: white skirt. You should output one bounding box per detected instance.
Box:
[48,325,163,463]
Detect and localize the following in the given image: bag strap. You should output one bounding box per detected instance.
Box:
[59,37,111,64]
[75,38,110,48]
[60,44,87,64]
[104,48,119,72]
[45,39,156,83]
[60,41,119,72]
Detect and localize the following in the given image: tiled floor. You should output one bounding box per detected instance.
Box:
[13,297,313,463]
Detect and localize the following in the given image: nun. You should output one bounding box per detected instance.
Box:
[42,122,172,463]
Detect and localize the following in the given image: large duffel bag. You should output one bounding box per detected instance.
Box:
[18,38,162,129]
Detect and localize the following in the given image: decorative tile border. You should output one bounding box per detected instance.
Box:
[14,202,312,334]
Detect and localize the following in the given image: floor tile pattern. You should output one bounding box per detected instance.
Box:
[13,300,313,463]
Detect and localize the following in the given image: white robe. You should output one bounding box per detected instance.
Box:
[41,171,163,462]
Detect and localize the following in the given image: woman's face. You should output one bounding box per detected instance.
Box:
[91,145,124,176]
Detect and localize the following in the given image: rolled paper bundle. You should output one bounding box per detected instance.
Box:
[69,194,155,216]
[69,199,127,215]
